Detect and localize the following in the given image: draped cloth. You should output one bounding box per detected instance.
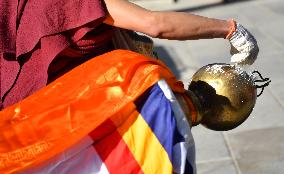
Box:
[0,0,109,108]
[0,50,196,173]
[19,80,196,174]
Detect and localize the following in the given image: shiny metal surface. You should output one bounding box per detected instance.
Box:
[189,63,257,131]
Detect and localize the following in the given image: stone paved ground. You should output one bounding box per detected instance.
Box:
[134,0,284,173]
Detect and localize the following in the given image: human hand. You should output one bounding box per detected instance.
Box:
[226,20,259,65]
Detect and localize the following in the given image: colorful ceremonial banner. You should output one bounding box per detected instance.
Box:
[0,50,196,173]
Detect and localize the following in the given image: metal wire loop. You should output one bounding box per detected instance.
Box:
[252,70,271,97]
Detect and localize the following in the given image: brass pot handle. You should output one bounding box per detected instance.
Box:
[252,70,271,97]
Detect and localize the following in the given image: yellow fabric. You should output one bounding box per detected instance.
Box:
[116,111,173,174]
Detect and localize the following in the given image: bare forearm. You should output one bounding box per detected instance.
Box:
[151,11,231,40]
[103,0,231,40]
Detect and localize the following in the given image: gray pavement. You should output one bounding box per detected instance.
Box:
[134,0,284,173]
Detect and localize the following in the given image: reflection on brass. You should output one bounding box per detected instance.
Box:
[188,63,257,131]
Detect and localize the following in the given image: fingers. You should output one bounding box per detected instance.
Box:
[231,53,256,65]
[230,44,258,65]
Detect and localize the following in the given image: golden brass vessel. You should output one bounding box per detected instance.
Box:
[188,63,257,131]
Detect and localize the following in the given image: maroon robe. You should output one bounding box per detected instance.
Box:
[0,0,113,109]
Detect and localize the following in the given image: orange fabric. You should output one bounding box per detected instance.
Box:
[0,50,184,173]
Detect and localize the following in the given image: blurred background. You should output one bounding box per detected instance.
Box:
[131,0,284,173]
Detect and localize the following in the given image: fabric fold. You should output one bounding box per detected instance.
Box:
[0,50,183,173]
[1,0,111,108]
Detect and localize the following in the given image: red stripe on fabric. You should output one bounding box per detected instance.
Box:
[90,119,143,174]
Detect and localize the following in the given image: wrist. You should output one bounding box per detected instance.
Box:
[225,19,237,39]
[210,18,234,39]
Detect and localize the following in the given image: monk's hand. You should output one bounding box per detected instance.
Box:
[226,20,259,65]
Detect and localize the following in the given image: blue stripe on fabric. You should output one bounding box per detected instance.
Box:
[134,83,184,162]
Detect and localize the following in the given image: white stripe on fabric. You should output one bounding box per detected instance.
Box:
[52,143,109,174]
[173,142,187,173]
[158,79,196,174]
[20,136,109,174]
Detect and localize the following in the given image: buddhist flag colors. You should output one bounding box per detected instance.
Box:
[21,80,196,174]
[0,50,196,173]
